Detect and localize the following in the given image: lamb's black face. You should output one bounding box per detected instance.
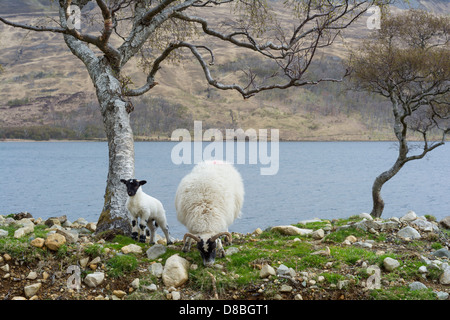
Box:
[120,179,147,196]
[197,238,217,267]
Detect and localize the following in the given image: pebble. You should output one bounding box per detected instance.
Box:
[279,284,293,293]
[24,283,42,298]
[260,264,276,278]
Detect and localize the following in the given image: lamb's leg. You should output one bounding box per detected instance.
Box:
[131,219,139,241]
[139,220,147,243]
[147,219,157,245]
[156,218,173,245]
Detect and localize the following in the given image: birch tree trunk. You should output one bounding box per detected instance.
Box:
[92,59,134,234]
[63,30,134,234]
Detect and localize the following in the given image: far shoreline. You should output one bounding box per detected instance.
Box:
[0,138,439,143]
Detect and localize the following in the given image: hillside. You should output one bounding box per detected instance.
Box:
[0,1,448,141]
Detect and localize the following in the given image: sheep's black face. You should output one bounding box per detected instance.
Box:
[197,238,217,267]
[120,179,147,197]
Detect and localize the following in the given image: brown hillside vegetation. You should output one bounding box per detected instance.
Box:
[0,1,448,141]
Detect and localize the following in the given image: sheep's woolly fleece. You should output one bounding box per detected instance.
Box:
[175,160,244,236]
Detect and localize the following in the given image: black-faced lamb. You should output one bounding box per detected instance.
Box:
[121,178,173,245]
[175,160,244,266]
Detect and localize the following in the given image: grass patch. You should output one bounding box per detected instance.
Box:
[106,254,139,278]
[370,286,437,300]
[324,226,368,243]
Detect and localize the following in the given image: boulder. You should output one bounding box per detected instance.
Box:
[162,254,190,287]
[411,219,438,232]
[409,281,427,291]
[13,212,33,220]
[397,226,421,240]
[44,217,61,227]
[56,229,79,243]
[44,233,66,251]
[432,249,450,259]
[439,216,450,229]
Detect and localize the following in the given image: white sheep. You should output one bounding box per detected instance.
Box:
[120,178,173,245]
[175,160,244,266]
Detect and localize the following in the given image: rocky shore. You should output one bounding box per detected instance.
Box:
[0,211,449,300]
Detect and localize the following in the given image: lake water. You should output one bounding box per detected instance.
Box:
[1,141,449,238]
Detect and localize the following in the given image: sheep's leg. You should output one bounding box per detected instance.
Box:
[216,239,226,258]
[182,237,192,252]
[131,219,139,241]
[139,220,147,243]
[147,219,157,244]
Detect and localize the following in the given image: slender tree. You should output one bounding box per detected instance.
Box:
[1,0,389,233]
[347,9,450,218]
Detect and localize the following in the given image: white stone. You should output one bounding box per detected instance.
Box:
[276,264,296,277]
[383,257,400,272]
[271,225,313,236]
[418,266,428,274]
[312,229,325,240]
[0,229,9,238]
[162,254,190,287]
[26,271,38,280]
[121,244,143,254]
[24,283,41,298]
[280,284,293,293]
[260,264,276,278]
[171,291,181,300]
[149,263,164,278]
[131,278,140,289]
[14,223,34,238]
[84,272,105,288]
[439,268,450,285]
[0,264,10,272]
[397,226,421,240]
[400,211,417,222]
[411,219,438,232]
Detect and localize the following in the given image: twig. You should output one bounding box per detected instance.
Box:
[207,271,219,299]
